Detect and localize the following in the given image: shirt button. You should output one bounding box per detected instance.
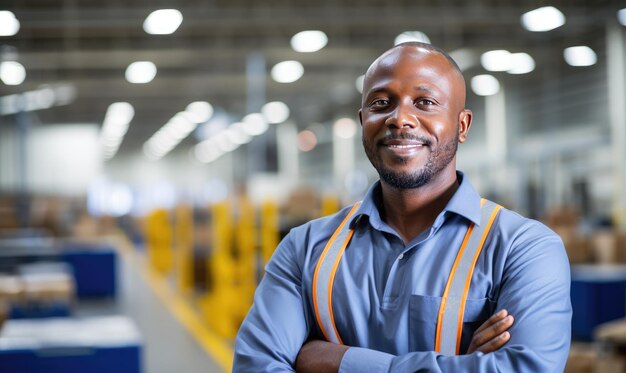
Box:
[398,253,404,260]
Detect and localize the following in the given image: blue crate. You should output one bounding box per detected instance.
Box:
[0,345,141,373]
[0,316,142,373]
[60,244,117,298]
[9,302,72,319]
[571,265,626,341]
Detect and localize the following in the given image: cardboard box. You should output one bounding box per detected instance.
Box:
[566,343,596,373]
[555,227,591,264]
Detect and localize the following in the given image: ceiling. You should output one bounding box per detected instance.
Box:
[0,0,624,158]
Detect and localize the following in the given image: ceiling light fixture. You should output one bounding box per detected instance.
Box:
[355,75,365,94]
[521,6,565,32]
[261,101,290,124]
[101,102,135,160]
[291,30,328,53]
[271,61,304,83]
[563,46,597,67]
[143,9,183,35]
[125,61,157,84]
[242,113,269,136]
[0,11,20,36]
[185,101,214,123]
[0,61,26,85]
[394,31,431,45]
[508,53,535,74]
[480,50,512,72]
[619,8,626,26]
[471,75,500,96]
[333,118,357,139]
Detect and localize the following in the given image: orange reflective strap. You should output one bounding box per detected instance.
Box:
[312,202,360,344]
[435,198,501,355]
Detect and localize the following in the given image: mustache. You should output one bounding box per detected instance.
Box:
[378,133,432,146]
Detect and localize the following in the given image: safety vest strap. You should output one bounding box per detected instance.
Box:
[313,198,501,352]
[435,198,502,355]
[312,201,361,344]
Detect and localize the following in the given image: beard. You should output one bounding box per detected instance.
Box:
[363,130,459,190]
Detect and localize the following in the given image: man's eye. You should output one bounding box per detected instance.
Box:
[417,99,435,106]
[371,99,389,107]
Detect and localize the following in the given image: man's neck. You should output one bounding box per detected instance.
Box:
[380,170,460,245]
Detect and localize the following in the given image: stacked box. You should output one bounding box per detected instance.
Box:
[9,262,75,319]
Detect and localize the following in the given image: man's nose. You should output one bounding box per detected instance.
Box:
[384,102,417,129]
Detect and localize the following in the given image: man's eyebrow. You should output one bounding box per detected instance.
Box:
[363,86,390,99]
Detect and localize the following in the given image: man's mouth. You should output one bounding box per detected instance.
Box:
[380,137,431,148]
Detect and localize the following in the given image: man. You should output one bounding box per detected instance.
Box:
[234,42,571,372]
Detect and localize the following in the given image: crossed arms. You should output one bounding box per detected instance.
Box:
[295,309,514,372]
[233,223,572,372]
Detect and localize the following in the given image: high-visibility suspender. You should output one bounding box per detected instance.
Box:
[312,198,502,354]
[435,199,502,355]
[312,202,361,344]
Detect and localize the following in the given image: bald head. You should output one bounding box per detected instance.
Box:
[362,42,467,110]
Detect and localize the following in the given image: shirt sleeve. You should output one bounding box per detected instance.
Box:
[233,230,310,372]
[339,224,572,373]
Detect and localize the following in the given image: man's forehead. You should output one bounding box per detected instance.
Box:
[367,46,451,77]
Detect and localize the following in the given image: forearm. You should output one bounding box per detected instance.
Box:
[340,345,561,373]
[233,231,311,372]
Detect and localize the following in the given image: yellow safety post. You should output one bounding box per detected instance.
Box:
[175,204,194,296]
[201,201,238,339]
[233,196,257,325]
[321,194,340,217]
[260,199,279,264]
[145,209,174,275]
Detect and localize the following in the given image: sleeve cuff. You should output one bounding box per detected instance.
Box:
[338,346,394,373]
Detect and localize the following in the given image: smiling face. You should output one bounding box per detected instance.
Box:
[359,44,472,190]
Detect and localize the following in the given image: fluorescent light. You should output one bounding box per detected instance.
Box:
[143,9,183,35]
[214,131,239,152]
[508,53,535,74]
[333,118,357,139]
[101,102,134,160]
[106,102,135,125]
[291,30,328,53]
[0,11,20,36]
[271,61,304,83]
[125,61,157,84]
[261,101,290,124]
[563,46,597,67]
[143,110,199,160]
[471,75,500,96]
[480,50,511,72]
[185,101,214,123]
[355,75,365,94]
[242,113,269,136]
[521,6,565,32]
[225,123,252,145]
[619,8,626,26]
[194,142,224,163]
[0,61,26,85]
[394,31,431,46]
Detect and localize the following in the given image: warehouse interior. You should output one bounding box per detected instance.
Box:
[1,0,626,372]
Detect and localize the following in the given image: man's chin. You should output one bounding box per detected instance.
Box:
[378,169,431,190]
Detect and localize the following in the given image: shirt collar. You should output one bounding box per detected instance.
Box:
[349,171,482,229]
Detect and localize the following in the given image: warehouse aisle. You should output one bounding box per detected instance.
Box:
[76,241,227,373]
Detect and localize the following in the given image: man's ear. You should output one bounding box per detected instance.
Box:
[358,109,363,126]
[458,109,472,143]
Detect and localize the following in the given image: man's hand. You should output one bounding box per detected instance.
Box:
[295,340,349,373]
[467,309,514,354]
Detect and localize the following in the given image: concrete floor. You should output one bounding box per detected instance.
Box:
[76,249,225,373]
